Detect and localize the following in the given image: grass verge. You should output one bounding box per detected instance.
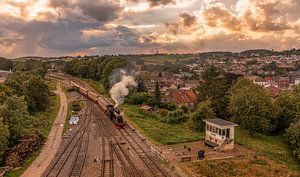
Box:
[235,127,300,172]
[187,154,299,177]
[121,104,203,145]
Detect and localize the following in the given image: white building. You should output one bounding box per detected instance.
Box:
[203,118,238,151]
[0,70,12,82]
[295,78,300,85]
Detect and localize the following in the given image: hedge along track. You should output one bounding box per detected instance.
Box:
[43,102,91,177]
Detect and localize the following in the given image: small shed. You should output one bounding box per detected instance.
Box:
[69,115,79,125]
[139,105,155,113]
[203,118,238,151]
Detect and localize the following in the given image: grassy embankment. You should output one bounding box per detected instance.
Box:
[5,80,61,177]
[188,154,299,177]
[82,79,107,96]
[235,128,300,172]
[121,104,203,145]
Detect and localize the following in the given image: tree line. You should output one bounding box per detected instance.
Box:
[193,65,300,160]
[63,56,127,89]
[0,60,50,164]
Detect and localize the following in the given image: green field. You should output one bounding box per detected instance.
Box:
[121,104,203,145]
[140,54,195,64]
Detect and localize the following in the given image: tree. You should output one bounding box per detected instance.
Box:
[136,76,147,92]
[0,120,9,163]
[0,96,33,145]
[158,72,162,77]
[285,119,300,160]
[191,100,215,131]
[0,57,13,71]
[197,65,230,119]
[275,92,298,131]
[228,77,278,134]
[154,82,161,106]
[126,92,150,105]
[25,76,50,112]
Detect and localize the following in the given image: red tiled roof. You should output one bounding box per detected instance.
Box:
[166,89,197,105]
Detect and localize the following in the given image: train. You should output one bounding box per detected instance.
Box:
[71,81,125,128]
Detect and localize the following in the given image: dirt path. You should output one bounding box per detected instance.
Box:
[21,84,68,177]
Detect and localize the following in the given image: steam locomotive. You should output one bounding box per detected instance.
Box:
[71,81,125,128]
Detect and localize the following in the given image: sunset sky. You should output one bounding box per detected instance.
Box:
[0,0,299,58]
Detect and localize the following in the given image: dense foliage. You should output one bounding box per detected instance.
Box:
[13,59,47,76]
[0,58,13,71]
[191,100,215,131]
[4,72,50,113]
[228,78,278,134]
[64,57,127,89]
[197,65,239,119]
[0,70,50,164]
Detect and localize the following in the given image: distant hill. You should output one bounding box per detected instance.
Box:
[0,57,13,71]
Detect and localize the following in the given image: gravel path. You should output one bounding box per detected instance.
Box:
[21,84,68,177]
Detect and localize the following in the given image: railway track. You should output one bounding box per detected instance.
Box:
[119,127,169,177]
[92,104,143,177]
[92,103,170,177]
[43,104,91,177]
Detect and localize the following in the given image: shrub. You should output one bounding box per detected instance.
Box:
[160,109,168,117]
[160,102,176,111]
[126,92,150,105]
[181,105,189,113]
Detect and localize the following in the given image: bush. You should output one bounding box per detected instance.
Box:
[160,109,168,117]
[126,92,150,105]
[285,119,300,160]
[160,102,176,111]
[191,100,215,131]
[161,115,188,124]
[181,105,189,113]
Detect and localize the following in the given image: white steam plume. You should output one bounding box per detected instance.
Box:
[109,74,137,107]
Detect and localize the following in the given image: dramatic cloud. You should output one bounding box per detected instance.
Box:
[129,0,176,7]
[166,11,198,34]
[49,0,122,22]
[0,0,299,57]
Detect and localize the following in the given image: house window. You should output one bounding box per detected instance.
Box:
[219,129,222,135]
[222,129,226,136]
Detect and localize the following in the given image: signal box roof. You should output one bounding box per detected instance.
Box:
[204,118,238,127]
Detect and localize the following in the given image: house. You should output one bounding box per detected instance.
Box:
[0,70,12,82]
[165,89,197,107]
[203,118,238,151]
[167,79,185,89]
[184,80,199,89]
[254,77,269,86]
[264,85,280,98]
